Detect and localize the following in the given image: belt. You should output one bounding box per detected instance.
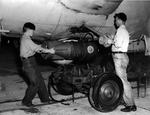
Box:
[112,52,126,54]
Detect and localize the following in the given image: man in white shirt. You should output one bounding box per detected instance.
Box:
[20,22,54,107]
[100,13,137,112]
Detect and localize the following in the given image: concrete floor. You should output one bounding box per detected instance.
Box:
[0,43,150,114]
[0,73,150,115]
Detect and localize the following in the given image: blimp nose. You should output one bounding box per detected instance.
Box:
[59,0,123,15]
[90,0,123,15]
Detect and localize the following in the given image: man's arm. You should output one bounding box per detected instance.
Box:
[113,30,126,48]
[99,33,115,47]
[39,47,55,54]
[29,39,55,54]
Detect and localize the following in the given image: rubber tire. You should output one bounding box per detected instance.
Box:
[48,76,70,102]
[48,73,74,97]
[88,73,123,112]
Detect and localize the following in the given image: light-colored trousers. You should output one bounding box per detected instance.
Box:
[112,53,135,106]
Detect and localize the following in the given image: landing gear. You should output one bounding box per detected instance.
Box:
[88,73,123,112]
[48,66,123,112]
[48,72,74,102]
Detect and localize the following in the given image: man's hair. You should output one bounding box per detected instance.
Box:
[23,22,36,32]
[114,12,127,22]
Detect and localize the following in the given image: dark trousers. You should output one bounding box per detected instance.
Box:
[21,56,50,104]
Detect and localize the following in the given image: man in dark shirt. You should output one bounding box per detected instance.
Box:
[20,22,54,107]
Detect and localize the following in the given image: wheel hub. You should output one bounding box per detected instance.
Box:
[99,80,120,105]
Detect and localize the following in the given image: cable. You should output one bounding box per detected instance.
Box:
[51,5,63,36]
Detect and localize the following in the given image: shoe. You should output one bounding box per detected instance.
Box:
[41,100,53,104]
[22,102,34,107]
[121,105,137,112]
